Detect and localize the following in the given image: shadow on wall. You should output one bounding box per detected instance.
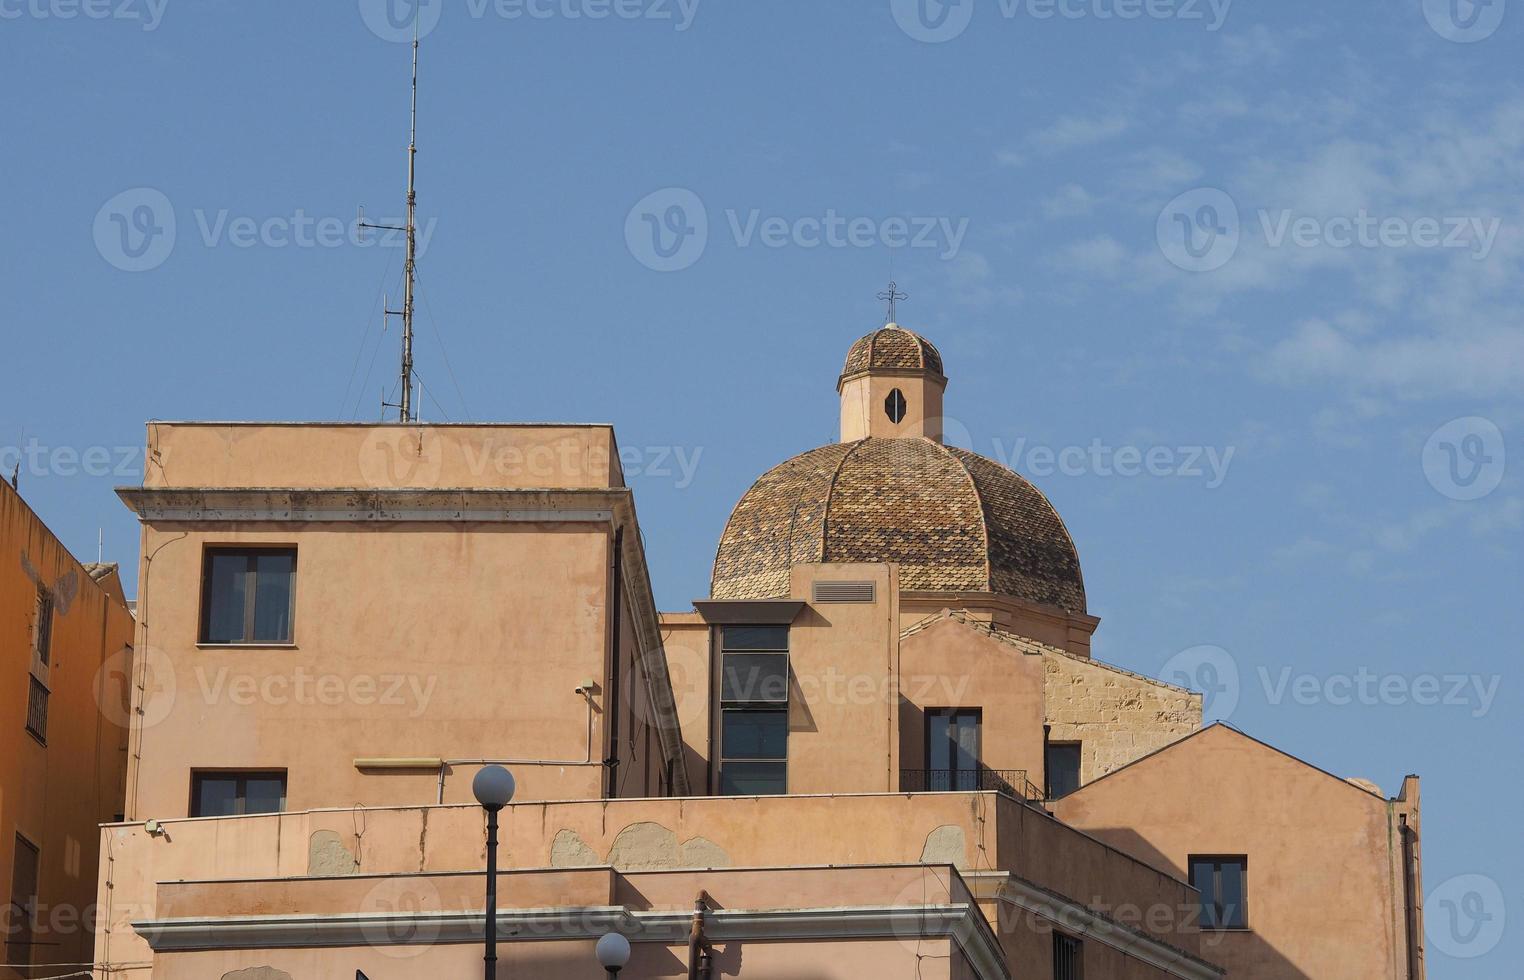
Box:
[1076,826,1314,980]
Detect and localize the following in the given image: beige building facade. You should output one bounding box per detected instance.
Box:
[2,478,135,979]
[88,321,1424,978]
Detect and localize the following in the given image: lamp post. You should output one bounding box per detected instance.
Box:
[596,932,631,977]
[472,765,516,980]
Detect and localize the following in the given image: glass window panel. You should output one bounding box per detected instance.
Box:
[1046,743,1082,799]
[194,776,238,817]
[952,712,980,770]
[243,776,286,815]
[721,653,789,703]
[204,553,249,643]
[719,761,786,796]
[1219,860,1246,928]
[252,552,294,642]
[721,626,788,651]
[722,709,787,759]
[928,713,952,771]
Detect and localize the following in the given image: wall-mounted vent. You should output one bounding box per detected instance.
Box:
[812,580,876,604]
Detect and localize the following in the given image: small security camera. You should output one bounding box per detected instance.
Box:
[145,819,163,836]
[574,679,597,695]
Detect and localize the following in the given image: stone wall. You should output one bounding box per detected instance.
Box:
[1043,650,1202,785]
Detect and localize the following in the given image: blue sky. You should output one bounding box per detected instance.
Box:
[2,0,1520,970]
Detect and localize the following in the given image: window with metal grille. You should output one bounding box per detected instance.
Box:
[1190,855,1249,929]
[199,548,297,644]
[33,588,54,666]
[191,771,288,817]
[25,677,48,742]
[718,625,788,796]
[1053,932,1083,980]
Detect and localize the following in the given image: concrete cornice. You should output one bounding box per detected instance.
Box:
[966,871,1224,980]
[134,903,1009,979]
[115,486,630,523]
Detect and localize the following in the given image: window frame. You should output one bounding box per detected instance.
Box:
[884,388,908,423]
[25,676,49,744]
[1189,854,1249,930]
[1052,931,1084,980]
[7,833,40,967]
[33,587,54,666]
[1045,739,1083,800]
[717,625,790,796]
[197,546,298,646]
[189,770,289,818]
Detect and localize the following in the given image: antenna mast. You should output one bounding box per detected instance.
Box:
[361,17,421,422]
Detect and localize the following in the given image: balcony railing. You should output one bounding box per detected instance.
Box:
[900,768,1045,803]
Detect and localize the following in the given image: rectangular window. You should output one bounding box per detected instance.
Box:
[1045,741,1082,799]
[25,677,49,743]
[1190,855,1248,930]
[191,771,288,817]
[924,708,981,791]
[6,835,40,967]
[33,588,54,666]
[718,626,788,795]
[199,548,296,644]
[1053,932,1083,980]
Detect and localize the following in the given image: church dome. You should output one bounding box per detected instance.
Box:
[839,324,945,389]
[710,436,1087,611]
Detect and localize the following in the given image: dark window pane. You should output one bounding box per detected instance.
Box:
[1219,860,1246,928]
[204,552,249,643]
[1046,743,1082,799]
[194,776,238,817]
[7,836,40,967]
[243,777,286,815]
[719,761,786,796]
[722,653,789,703]
[252,552,294,642]
[885,388,907,423]
[928,713,951,770]
[722,709,788,760]
[34,590,54,665]
[721,626,788,651]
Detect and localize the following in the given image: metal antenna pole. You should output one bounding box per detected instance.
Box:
[399,19,419,423]
[362,16,422,422]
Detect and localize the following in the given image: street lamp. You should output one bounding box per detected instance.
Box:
[472,765,516,980]
[596,932,631,977]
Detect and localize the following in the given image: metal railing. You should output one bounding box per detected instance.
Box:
[900,768,1045,803]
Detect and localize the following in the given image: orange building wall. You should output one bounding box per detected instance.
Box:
[1055,725,1420,979]
[1,481,134,977]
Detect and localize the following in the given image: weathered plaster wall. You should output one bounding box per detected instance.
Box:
[1043,649,1201,786]
[1,480,135,977]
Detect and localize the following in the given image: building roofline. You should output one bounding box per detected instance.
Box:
[142,420,617,429]
[1062,722,1401,803]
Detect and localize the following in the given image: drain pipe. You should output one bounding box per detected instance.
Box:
[687,891,713,980]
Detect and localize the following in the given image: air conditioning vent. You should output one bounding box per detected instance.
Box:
[812,580,876,604]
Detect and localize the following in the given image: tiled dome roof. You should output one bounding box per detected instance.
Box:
[710,437,1086,611]
[839,325,945,388]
